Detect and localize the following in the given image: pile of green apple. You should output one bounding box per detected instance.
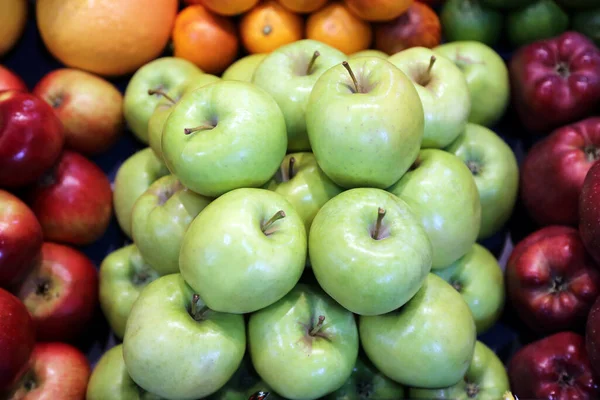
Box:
[90,38,519,400]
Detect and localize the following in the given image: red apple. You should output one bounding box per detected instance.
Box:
[520,117,600,227]
[16,242,98,342]
[33,68,124,156]
[509,332,599,399]
[0,90,65,189]
[580,161,600,266]
[0,190,43,289]
[0,288,35,392]
[506,226,600,334]
[28,151,112,246]
[0,66,27,92]
[7,342,90,400]
[587,296,600,379]
[510,31,600,134]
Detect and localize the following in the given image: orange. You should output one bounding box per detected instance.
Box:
[173,5,239,75]
[343,0,413,22]
[277,0,329,13]
[240,1,304,54]
[0,0,27,56]
[36,0,178,77]
[306,2,372,55]
[199,0,260,15]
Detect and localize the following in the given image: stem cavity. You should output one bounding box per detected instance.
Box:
[309,315,326,336]
[261,210,286,235]
[288,157,296,180]
[148,88,176,104]
[342,61,361,93]
[307,51,320,75]
[190,294,211,321]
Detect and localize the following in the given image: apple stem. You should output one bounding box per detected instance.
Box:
[261,210,286,235]
[147,88,176,104]
[309,315,326,336]
[427,56,437,75]
[466,160,481,176]
[307,51,320,75]
[288,157,296,180]
[372,208,386,240]
[190,294,211,321]
[342,61,362,94]
[184,124,214,135]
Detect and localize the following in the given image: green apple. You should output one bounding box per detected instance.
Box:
[162,80,287,197]
[252,39,346,151]
[307,57,424,189]
[309,188,432,315]
[440,0,503,46]
[113,147,170,238]
[123,57,204,144]
[409,341,510,399]
[210,358,262,400]
[434,244,505,334]
[131,175,212,276]
[245,382,284,400]
[148,74,221,162]
[265,152,343,233]
[325,357,405,400]
[481,0,536,9]
[179,188,306,314]
[572,8,600,46]
[123,274,246,400]
[99,244,160,339]
[556,0,599,9]
[506,0,569,47]
[445,123,518,240]
[388,47,471,149]
[222,53,268,82]
[87,345,163,400]
[359,273,477,388]
[433,41,509,128]
[248,283,359,399]
[349,50,388,59]
[388,149,481,269]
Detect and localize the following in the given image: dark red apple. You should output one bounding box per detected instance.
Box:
[28,151,112,246]
[521,117,600,227]
[586,296,600,379]
[0,90,65,188]
[506,226,600,334]
[0,288,35,392]
[580,161,600,265]
[0,66,27,92]
[509,332,599,399]
[510,31,600,134]
[16,242,98,342]
[33,68,124,156]
[7,342,90,400]
[0,190,43,289]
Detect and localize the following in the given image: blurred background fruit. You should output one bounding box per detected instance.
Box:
[572,8,600,47]
[0,0,27,57]
[172,5,239,75]
[189,0,260,15]
[505,0,569,47]
[306,2,372,54]
[240,0,304,53]
[0,65,27,92]
[343,0,414,21]
[440,0,503,46]
[278,0,329,13]
[36,0,178,77]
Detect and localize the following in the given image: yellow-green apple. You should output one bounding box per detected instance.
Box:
[349,50,388,59]
[210,358,262,400]
[434,41,509,127]
[132,175,212,276]
[252,40,346,151]
[445,123,519,240]
[0,65,27,92]
[99,244,160,339]
[113,147,170,238]
[32,68,124,155]
[27,151,112,246]
[359,273,477,388]
[123,274,246,400]
[388,149,481,269]
[123,57,203,144]
[309,188,432,315]
[0,190,42,289]
[388,47,471,148]
[180,188,306,313]
[409,341,510,399]
[162,81,287,197]
[265,152,343,233]
[248,283,359,399]
[222,53,268,82]
[307,57,424,189]
[435,243,505,334]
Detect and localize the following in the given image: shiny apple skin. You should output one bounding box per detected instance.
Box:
[0,66,27,92]
[0,90,64,188]
[586,296,600,379]
[520,117,600,227]
[580,160,600,265]
[0,288,36,392]
[16,242,98,342]
[508,332,600,400]
[506,226,600,334]
[510,31,600,134]
[27,151,112,246]
[0,190,43,289]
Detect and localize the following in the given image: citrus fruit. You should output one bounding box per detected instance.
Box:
[277,0,329,13]
[343,0,413,21]
[0,0,27,56]
[198,0,260,15]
